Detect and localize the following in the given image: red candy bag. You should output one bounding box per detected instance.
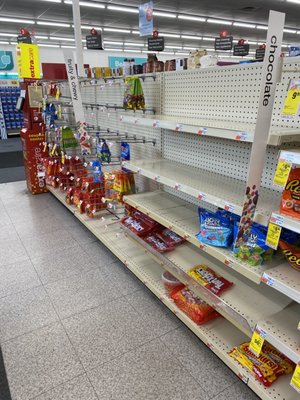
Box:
[280,167,300,219]
[156,227,185,247]
[143,232,174,252]
[121,215,154,236]
[279,240,300,271]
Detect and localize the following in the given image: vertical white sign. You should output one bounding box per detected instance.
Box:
[63,49,85,123]
[236,10,285,245]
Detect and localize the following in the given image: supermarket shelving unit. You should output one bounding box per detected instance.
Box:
[46,56,300,399]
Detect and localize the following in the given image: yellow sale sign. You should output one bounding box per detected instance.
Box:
[16,43,40,79]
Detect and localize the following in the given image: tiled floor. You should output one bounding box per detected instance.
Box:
[0,181,259,400]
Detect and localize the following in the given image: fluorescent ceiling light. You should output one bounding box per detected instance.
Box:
[183,46,196,50]
[165,45,182,49]
[50,36,75,41]
[247,40,258,45]
[123,48,141,52]
[65,0,105,7]
[80,25,102,30]
[233,22,255,28]
[286,0,300,3]
[284,28,297,33]
[41,0,62,3]
[161,33,180,38]
[161,51,175,54]
[0,17,35,24]
[175,52,189,55]
[207,18,232,25]
[256,25,268,30]
[104,48,123,52]
[131,30,140,35]
[282,44,290,47]
[124,42,144,46]
[181,35,202,40]
[202,37,216,41]
[10,41,17,45]
[0,41,9,44]
[107,5,138,13]
[61,45,76,48]
[39,43,60,47]
[104,41,123,45]
[206,48,216,51]
[37,21,70,27]
[35,35,49,39]
[153,11,177,18]
[0,32,18,37]
[178,15,206,22]
[104,28,131,33]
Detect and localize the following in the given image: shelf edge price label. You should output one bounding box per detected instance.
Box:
[174,182,182,190]
[154,175,160,182]
[273,160,292,187]
[224,203,235,213]
[198,192,206,201]
[270,214,284,227]
[175,123,183,132]
[261,273,274,287]
[224,258,234,269]
[290,363,300,394]
[266,222,282,250]
[198,127,207,135]
[235,132,249,141]
[120,115,124,122]
[134,118,139,124]
[249,326,266,357]
[152,120,160,128]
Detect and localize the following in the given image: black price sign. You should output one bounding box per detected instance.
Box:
[148,37,164,51]
[233,44,250,56]
[86,34,103,50]
[255,48,265,60]
[215,36,233,51]
[17,35,32,44]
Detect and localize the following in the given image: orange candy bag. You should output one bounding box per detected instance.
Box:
[280,167,300,218]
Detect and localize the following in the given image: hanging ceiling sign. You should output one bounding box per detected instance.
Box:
[148,37,164,51]
[0,51,14,70]
[86,29,103,50]
[17,28,32,44]
[233,39,249,56]
[215,36,233,51]
[16,43,40,78]
[139,1,153,37]
[256,47,266,60]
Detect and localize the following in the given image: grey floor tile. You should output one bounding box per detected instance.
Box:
[6,205,55,225]
[0,259,41,299]
[101,260,143,295]
[81,241,118,267]
[125,289,180,336]
[33,374,98,400]
[0,286,58,343]
[63,298,168,370]
[0,238,28,267]
[45,268,123,319]
[21,229,76,258]
[65,223,97,245]
[160,327,237,398]
[32,246,98,285]
[211,381,259,400]
[2,322,84,400]
[0,223,19,242]
[88,338,207,400]
[13,215,63,240]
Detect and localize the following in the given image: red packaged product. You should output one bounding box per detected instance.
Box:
[156,227,185,247]
[188,265,233,296]
[280,167,300,219]
[162,271,185,293]
[279,240,300,271]
[171,287,220,325]
[143,232,174,253]
[132,210,158,230]
[121,215,154,236]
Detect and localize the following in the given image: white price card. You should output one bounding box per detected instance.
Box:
[198,192,206,201]
[154,175,160,182]
[198,127,207,135]
[152,120,160,128]
[261,273,274,287]
[235,132,249,141]
[175,123,183,132]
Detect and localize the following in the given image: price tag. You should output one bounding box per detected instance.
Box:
[134,118,139,124]
[154,175,160,182]
[273,160,292,187]
[120,115,124,121]
[249,327,266,357]
[261,273,274,287]
[198,192,206,201]
[174,183,182,190]
[198,127,207,135]
[152,120,160,128]
[175,123,183,132]
[224,258,234,268]
[199,243,208,251]
[235,132,249,141]
[137,168,142,174]
[290,364,300,394]
[270,214,284,227]
[266,222,282,250]
[282,80,300,119]
[238,373,249,385]
[224,203,235,213]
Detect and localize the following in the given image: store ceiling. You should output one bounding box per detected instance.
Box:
[0,0,299,52]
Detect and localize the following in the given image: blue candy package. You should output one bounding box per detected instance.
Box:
[232,222,273,265]
[91,159,103,183]
[196,209,232,247]
[120,142,130,160]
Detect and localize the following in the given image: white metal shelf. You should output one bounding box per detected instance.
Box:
[47,186,298,400]
[122,159,281,226]
[123,190,276,284]
[120,114,300,145]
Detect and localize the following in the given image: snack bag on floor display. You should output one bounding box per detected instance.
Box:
[278,240,300,271]
[188,265,233,295]
[196,209,232,247]
[123,76,145,110]
[280,167,300,218]
[61,127,78,149]
[232,222,273,266]
[171,287,220,325]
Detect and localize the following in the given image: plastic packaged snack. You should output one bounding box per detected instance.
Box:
[121,215,154,236]
[196,209,232,247]
[143,232,174,252]
[188,265,233,295]
[232,222,273,266]
[279,240,300,271]
[280,167,300,218]
[171,287,220,325]
[262,343,294,375]
[156,227,185,247]
[123,76,145,110]
[162,271,185,293]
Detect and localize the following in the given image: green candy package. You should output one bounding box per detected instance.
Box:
[123,76,145,110]
[61,127,78,149]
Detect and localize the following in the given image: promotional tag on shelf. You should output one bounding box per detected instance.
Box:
[290,364,300,394]
[249,327,266,357]
[273,160,292,187]
[175,123,183,132]
[61,152,65,164]
[266,222,282,250]
[50,143,57,156]
[281,79,300,119]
